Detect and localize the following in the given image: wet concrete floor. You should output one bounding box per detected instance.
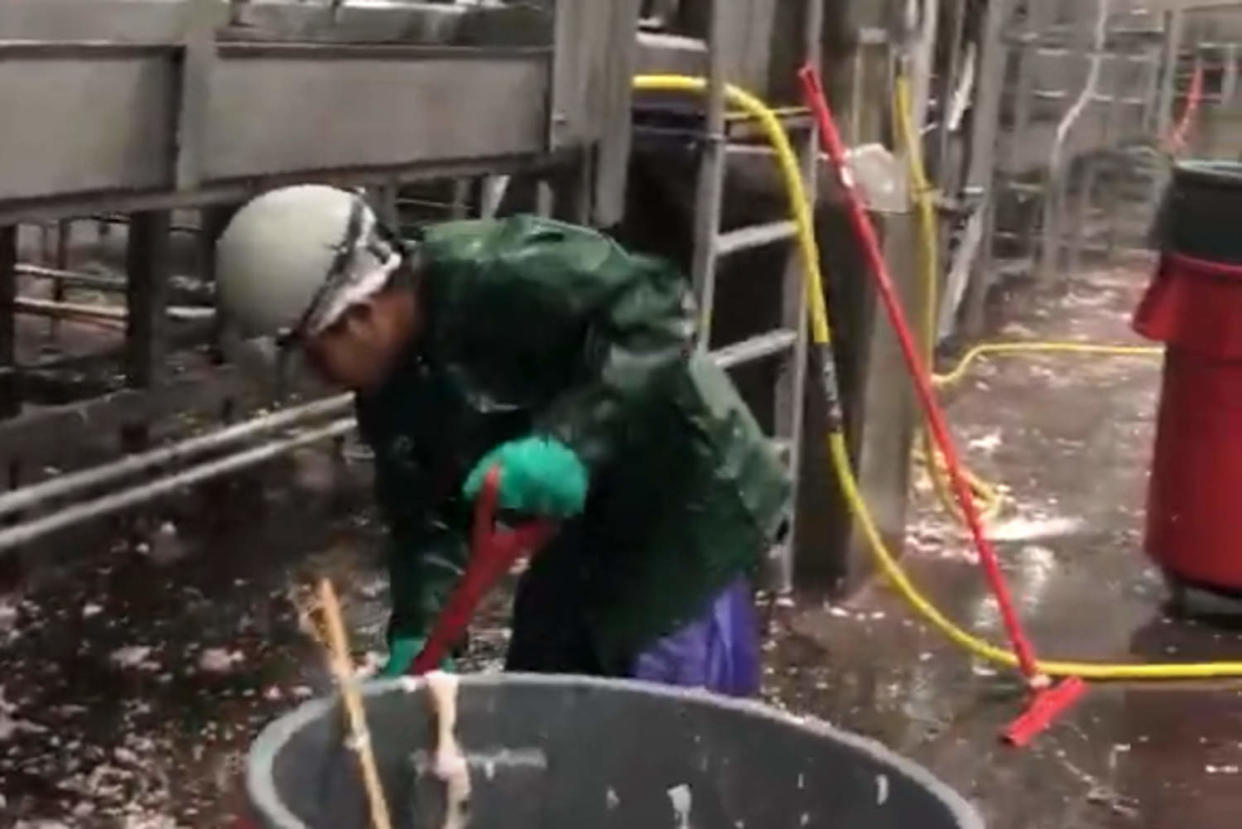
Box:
[1,254,1241,826]
[764,256,1242,829]
[0,451,514,827]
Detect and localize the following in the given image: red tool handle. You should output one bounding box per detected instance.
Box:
[409,467,557,675]
[1003,676,1088,747]
[799,65,1041,681]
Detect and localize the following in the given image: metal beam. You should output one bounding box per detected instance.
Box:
[0,40,554,213]
[202,46,550,180]
[0,152,562,227]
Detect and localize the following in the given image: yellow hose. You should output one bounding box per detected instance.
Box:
[933,341,1162,389]
[633,73,1242,680]
[892,75,1160,520]
[892,74,1003,522]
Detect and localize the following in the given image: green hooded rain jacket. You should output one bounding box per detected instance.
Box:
[354,215,789,674]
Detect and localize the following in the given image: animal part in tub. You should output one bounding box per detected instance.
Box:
[424,671,471,829]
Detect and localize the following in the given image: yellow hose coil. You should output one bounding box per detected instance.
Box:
[892,74,1162,525]
[633,73,1242,680]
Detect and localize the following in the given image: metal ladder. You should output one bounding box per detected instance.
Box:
[692,0,824,597]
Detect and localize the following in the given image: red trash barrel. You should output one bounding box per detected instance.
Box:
[1134,161,1242,592]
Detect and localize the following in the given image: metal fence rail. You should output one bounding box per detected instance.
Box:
[0,0,642,559]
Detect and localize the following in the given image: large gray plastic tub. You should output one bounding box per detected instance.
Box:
[246,674,983,828]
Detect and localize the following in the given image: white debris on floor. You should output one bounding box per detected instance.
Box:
[0,598,18,633]
[196,648,245,673]
[109,646,160,672]
[0,458,520,825]
[0,686,48,742]
[967,430,1003,454]
[988,515,1084,542]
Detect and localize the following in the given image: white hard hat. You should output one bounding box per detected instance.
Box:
[215,184,404,341]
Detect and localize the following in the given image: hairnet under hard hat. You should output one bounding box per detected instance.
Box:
[215,184,405,341]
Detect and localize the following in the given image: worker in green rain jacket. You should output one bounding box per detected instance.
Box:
[214,185,788,695]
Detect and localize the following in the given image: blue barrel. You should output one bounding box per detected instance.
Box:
[245,674,982,828]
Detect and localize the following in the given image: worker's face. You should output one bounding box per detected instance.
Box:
[303,288,417,392]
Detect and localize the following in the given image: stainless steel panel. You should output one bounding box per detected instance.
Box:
[0,0,537,47]
[0,0,219,43]
[227,2,468,45]
[0,52,175,201]
[635,31,706,76]
[203,48,550,180]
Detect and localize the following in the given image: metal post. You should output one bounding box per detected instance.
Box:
[123,211,171,451]
[535,180,555,218]
[372,182,399,228]
[689,0,728,351]
[1154,10,1186,140]
[1222,43,1239,107]
[481,175,511,220]
[910,0,942,132]
[595,0,644,228]
[550,154,592,225]
[198,204,236,281]
[796,0,823,580]
[39,224,54,266]
[1068,169,1093,274]
[47,219,70,342]
[125,211,170,390]
[0,227,16,419]
[450,178,473,220]
[174,0,218,192]
[1042,0,1111,282]
[773,0,824,596]
[1008,1,1053,187]
[1136,42,1161,137]
[1102,56,1126,256]
[200,204,237,373]
[848,47,865,144]
[961,0,1016,336]
[933,0,969,181]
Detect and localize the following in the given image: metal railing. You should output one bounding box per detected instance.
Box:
[0,395,355,552]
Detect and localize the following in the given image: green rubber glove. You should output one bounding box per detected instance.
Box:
[462,436,588,519]
[380,637,455,678]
